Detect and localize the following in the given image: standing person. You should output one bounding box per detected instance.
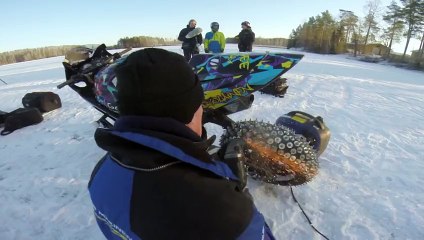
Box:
[237,21,255,52]
[204,22,226,53]
[178,19,203,61]
[88,48,276,240]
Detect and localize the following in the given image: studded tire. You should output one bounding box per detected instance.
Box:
[220,120,319,186]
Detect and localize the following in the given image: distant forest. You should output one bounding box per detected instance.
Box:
[0,36,289,66]
[0,46,79,65]
[1,0,423,69]
[0,37,179,65]
[288,0,424,69]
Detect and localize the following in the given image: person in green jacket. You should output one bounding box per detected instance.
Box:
[204,22,226,53]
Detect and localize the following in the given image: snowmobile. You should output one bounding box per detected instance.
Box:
[57,44,330,186]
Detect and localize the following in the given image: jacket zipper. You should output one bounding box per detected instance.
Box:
[110,155,181,172]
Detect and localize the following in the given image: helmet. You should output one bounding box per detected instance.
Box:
[211,22,219,28]
[241,21,250,28]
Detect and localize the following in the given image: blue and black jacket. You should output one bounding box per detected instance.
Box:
[88,116,276,240]
[204,31,226,53]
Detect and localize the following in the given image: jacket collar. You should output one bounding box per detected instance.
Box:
[114,116,202,142]
[95,116,238,180]
[96,116,213,163]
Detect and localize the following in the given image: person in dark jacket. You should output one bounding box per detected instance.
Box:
[237,21,255,52]
[88,48,276,240]
[178,19,203,61]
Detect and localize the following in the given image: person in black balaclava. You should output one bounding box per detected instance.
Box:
[178,19,203,61]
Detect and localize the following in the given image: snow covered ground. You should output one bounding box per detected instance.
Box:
[0,44,423,240]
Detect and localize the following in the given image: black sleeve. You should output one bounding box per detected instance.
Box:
[251,31,255,43]
[197,34,203,45]
[238,31,244,43]
[178,29,186,42]
[131,163,254,240]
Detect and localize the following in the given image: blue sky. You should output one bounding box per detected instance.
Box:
[1,0,421,53]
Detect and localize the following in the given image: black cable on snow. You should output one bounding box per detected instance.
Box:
[290,186,330,240]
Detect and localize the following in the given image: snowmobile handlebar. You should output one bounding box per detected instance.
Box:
[57,76,77,89]
[57,74,91,89]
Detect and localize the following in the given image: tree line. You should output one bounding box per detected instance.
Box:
[116,36,179,49]
[288,0,424,61]
[0,46,80,65]
[0,36,289,66]
[226,37,288,47]
[0,37,180,65]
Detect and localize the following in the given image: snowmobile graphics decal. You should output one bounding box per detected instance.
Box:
[189,53,303,110]
[91,52,303,112]
[203,84,254,109]
[94,57,126,112]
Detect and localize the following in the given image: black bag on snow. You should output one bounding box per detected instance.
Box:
[259,78,289,98]
[22,92,62,113]
[0,110,7,126]
[1,108,43,136]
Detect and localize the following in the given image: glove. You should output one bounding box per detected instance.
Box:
[218,138,247,191]
[205,49,209,53]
